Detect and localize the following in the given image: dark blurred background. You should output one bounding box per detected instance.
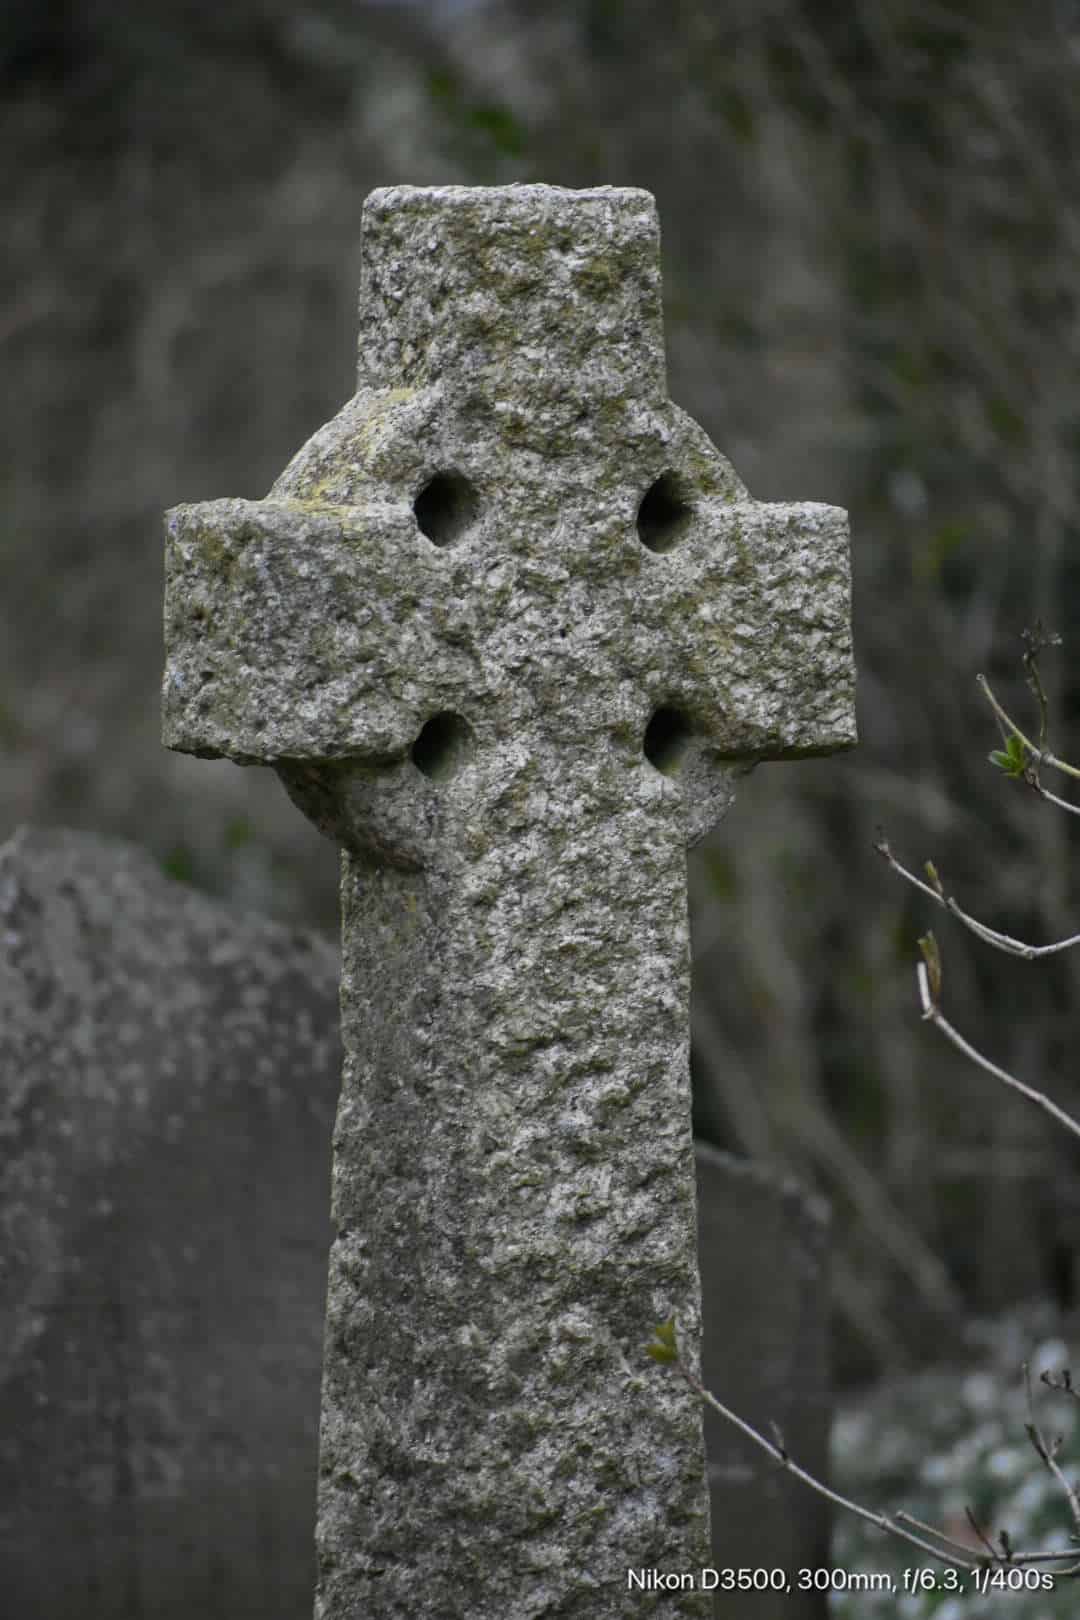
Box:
[5,0,1080,1389]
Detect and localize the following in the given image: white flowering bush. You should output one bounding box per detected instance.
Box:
[831,1305,1079,1616]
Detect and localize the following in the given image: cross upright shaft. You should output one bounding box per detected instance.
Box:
[162,185,856,1618]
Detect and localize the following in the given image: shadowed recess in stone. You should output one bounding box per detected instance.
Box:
[644,704,695,774]
[412,469,478,546]
[637,469,694,553]
[410,709,473,780]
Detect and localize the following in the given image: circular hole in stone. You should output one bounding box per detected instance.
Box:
[413,471,478,547]
[411,710,473,781]
[643,705,693,774]
[636,471,693,553]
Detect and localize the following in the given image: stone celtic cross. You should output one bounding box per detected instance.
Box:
[162,185,855,1618]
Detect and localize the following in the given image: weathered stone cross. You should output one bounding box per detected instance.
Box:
[162,185,855,1618]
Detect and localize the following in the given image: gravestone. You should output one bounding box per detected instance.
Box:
[696,1146,831,1613]
[163,183,856,1617]
[0,825,341,1619]
[1,829,832,1619]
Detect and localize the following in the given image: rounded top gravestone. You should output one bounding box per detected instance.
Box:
[0,826,342,1620]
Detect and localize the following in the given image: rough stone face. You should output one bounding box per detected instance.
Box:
[696,1146,832,1618]
[0,825,342,1620]
[163,185,856,1619]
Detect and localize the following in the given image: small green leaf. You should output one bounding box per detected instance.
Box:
[924,860,944,897]
[989,734,1028,777]
[646,1319,679,1364]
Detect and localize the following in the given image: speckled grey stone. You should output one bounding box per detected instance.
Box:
[163,184,856,1620]
[0,825,342,1620]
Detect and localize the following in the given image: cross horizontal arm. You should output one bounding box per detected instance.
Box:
[163,487,854,775]
[162,496,464,765]
[653,497,855,760]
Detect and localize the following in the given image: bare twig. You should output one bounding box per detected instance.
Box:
[1042,1368,1080,1404]
[1023,1361,1080,1541]
[867,631,1080,1577]
[669,1346,975,1568]
[1028,780,1080,817]
[915,959,1080,1145]
[1020,621,1062,755]
[875,834,1080,959]
[965,1506,1000,1562]
[647,1323,1080,1577]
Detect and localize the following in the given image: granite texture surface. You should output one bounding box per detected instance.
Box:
[163,184,856,1618]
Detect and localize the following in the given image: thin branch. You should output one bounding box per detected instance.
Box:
[1023,1361,1080,1541]
[669,1356,976,1569]
[875,834,1080,959]
[868,633,1080,1580]
[653,1339,1080,1576]
[916,963,1080,1144]
[890,1505,987,1557]
[978,673,1080,783]
[1020,621,1062,756]
[1028,779,1080,818]
[1042,1368,1080,1404]
[965,1506,1000,1562]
